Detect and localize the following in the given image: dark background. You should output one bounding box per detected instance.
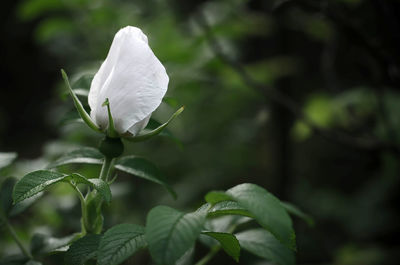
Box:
[1,0,400,264]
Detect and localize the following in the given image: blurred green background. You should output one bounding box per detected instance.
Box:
[1,0,400,264]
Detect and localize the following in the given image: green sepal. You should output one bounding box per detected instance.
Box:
[102,98,118,138]
[61,69,102,133]
[123,106,184,142]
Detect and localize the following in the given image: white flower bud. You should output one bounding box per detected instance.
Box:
[88,26,169,135]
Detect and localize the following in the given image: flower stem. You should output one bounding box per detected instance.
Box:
[3,218,32,259]
[194,246,221,265]
[99,156,114,181]
[69,182,87,235]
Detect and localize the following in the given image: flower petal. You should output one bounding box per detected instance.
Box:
[88,26,168,133]
[127,114,151,136]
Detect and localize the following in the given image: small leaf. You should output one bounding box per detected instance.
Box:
[281,201,314,226]
[146,206,206,265]
[64,234,101,265]
[146,119,184,149]
[30,233,77,256]
[13,171,66,204]
[12,171,111,204]
[205,191,233,205]
[202,232,240,262]
[70,174,112,204]
[0,152,17,170]
[236,229,295,265]
[227,184,296,250]
[124,106,184,142]
[47,147,103,168]
[98,224,146,265]
[61,69,101,133]
[115,156,176,199]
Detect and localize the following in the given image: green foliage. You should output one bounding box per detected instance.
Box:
[201,232,240,262]
[12,170,111,204]
[145,206,206,265]
[98,224,146,265]
[115,156,176,198]
[64,235,101,265]
[206,183,296,250]
[236,229,295,265]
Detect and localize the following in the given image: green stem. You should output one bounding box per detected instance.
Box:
[3,218,32,258]
[194,246,221,265]
[69,182,87,235]
[99,156,114,181]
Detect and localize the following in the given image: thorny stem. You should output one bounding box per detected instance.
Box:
[3,218,32,259]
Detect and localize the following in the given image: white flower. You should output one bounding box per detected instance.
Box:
[88,26,169,136]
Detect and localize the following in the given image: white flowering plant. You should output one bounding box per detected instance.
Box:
[0,26,311,265]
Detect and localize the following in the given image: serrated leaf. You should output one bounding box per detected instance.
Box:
[123,106,184,142]
[0,177,17,216]
[281,202,314,226]
[30,233,77,256]
[208,201,253,218]
[236,229,295,265]
[47,147,103,168]
[70,174,112,204]
[12,171,111,204]
[146,206,206,265]
[0,152,17,170]
[13,170,66,204]
[226,184,296,250]
[205,191,233,205]
[115,156,176,199]
[9,193,43,217]
[202,232,240,262]
[64,234,101,265]
[98,224,146,265]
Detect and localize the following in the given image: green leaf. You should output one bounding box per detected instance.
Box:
[12,170,65,204]
[70,173,112,204]
[25,261,42,265]
[98,224,146,265]
[281,202,314,226]
[30,233,77,256]
[236,229,295,265]
[115,156,176,199]
[208,201,253,218]
[0,178,17,216]
[202,232,240,262]
[47,147,103,168]
[64,234,101,265]
[226,184,296,250]
[205,191,233,205]
[0,152,17,170]
[9,193,43,217]
[61,69,101,133]
[146,206,206,265]
[123,106,184,142]
[12,171,111,204]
